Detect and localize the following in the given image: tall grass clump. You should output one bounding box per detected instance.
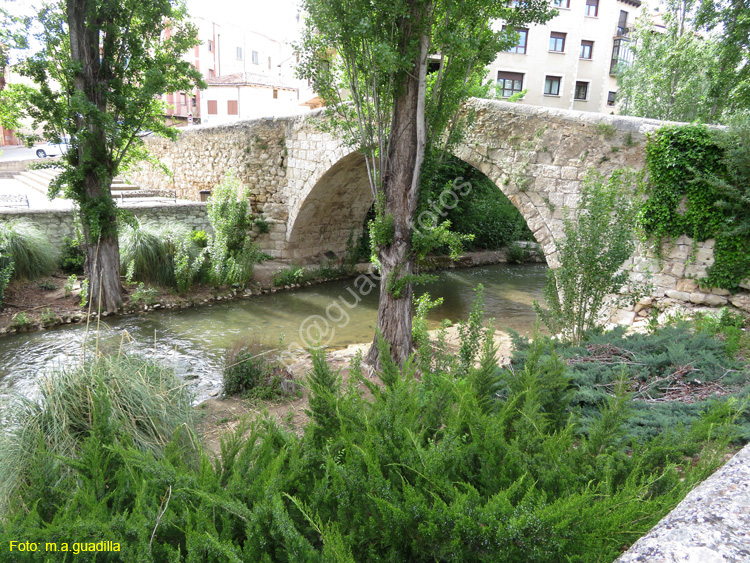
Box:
[119,220,204,290]
[0,219,57,280]
[0,355,196,516]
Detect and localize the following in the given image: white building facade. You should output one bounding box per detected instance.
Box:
[491,0,640,113]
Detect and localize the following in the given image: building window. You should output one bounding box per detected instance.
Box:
[585,0,598,17]
[273,89,278,99]
[207,100,218,115]
[227,100,238,115]
[497,71,524,98]
[574,81,589,100]
[553,0,570,7]
[544,76,561,96]
[207,40,213,52]
[208,68,215,78]
[252,50,259,64]
[236,47,243,60]
[549,32,566,52]
[610,38,633,74]
[268,56,272,69]
[617,10,630,35]
[180,93,187,106]
[191,96,196,108]
[580,40,593,59]
[506,28,528,54]
[607,91,616,106]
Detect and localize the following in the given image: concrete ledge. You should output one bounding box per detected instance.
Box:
[615,443,750,563]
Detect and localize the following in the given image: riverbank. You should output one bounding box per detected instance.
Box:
[0,247,542,337]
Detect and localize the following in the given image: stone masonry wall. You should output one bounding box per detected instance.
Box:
[0,203,210,255]
[127,119,291,257]
[123,99,750,317]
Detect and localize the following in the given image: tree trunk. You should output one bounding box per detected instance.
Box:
[83,226,123,313]
[366,1,430,367]
[68,0,123,312]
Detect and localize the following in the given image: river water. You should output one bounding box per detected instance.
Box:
[0,263,547,403]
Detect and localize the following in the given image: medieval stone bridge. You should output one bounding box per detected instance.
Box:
[129,99,661,266]
[129,99,746,319]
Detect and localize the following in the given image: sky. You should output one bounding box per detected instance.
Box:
[2,0,304,48]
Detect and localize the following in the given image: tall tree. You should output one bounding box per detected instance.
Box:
[617,0,722,122]
[299,0,553,365]
[13,0,203,311]
[696,0,750,120]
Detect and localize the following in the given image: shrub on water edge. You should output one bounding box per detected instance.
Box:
[222,337,286,399]
[0,355,196,517]
[0,219,57,281]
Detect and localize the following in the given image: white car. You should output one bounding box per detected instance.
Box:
[36,137,71,158]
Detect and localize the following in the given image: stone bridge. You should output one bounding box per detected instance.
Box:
[128,99,750,321]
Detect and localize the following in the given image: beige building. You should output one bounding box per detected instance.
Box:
[491,0,641,113]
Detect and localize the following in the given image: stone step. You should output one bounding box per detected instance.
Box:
[13,169,142,194]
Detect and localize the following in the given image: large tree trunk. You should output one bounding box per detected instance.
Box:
[68,0,123,312]
[366,1,430,367]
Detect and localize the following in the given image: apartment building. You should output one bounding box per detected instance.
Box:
[165,15,316,125]
[491,0,641,113]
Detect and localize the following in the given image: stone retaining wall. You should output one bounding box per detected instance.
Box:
[615,443,750,562]
[0,202,210,254]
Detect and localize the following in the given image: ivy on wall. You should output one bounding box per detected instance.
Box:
[641,124,750,290]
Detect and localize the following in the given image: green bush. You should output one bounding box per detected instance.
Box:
[0,219,57,280]
[0,355,196,517]
[0,302,743,562]
[222,338,286,399]
[119,221,204,291]
[58,234,85,275]
[535,169,639,344]
[205,172,264,287]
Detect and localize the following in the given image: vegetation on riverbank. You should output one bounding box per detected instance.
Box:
[0,296,746,562]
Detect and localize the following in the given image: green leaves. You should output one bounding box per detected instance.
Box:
[535,169,640,344]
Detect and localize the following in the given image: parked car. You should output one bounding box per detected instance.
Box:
[36,137,71,158]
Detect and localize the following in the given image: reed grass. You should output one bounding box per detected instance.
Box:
[0,355,196,513]
[0,219,57,280]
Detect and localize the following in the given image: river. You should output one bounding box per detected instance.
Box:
[0,263,547,403]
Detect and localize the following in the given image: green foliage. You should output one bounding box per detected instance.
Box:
[510,323,750,442]
[506,242,530,264]
[40,307,58,327]
[596,123,616,137]
[36,279,57,291]
[58,234,85,275]
[10,312,30,328]
[119,221,205,291]
[418,157,534,251]
[79,279,89,308]
[0,355,196,518]
[617,0,722,123]
[640,122,750,289]
[2,321,742,561]
[412,292,444,349]
[535,170,639,344]
[222,338,285,399]
[254,217,271,234]
[130,282,158,306]
[206,172,263,287]
[272,260,353,287]
[0,219,57,281]
[189,229,209,248]
[63,274,76,297]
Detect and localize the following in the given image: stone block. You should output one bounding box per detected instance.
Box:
[665,289,690,301]
[689,292,707,304]
[560,166,579,180]
[704,294,728,307]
